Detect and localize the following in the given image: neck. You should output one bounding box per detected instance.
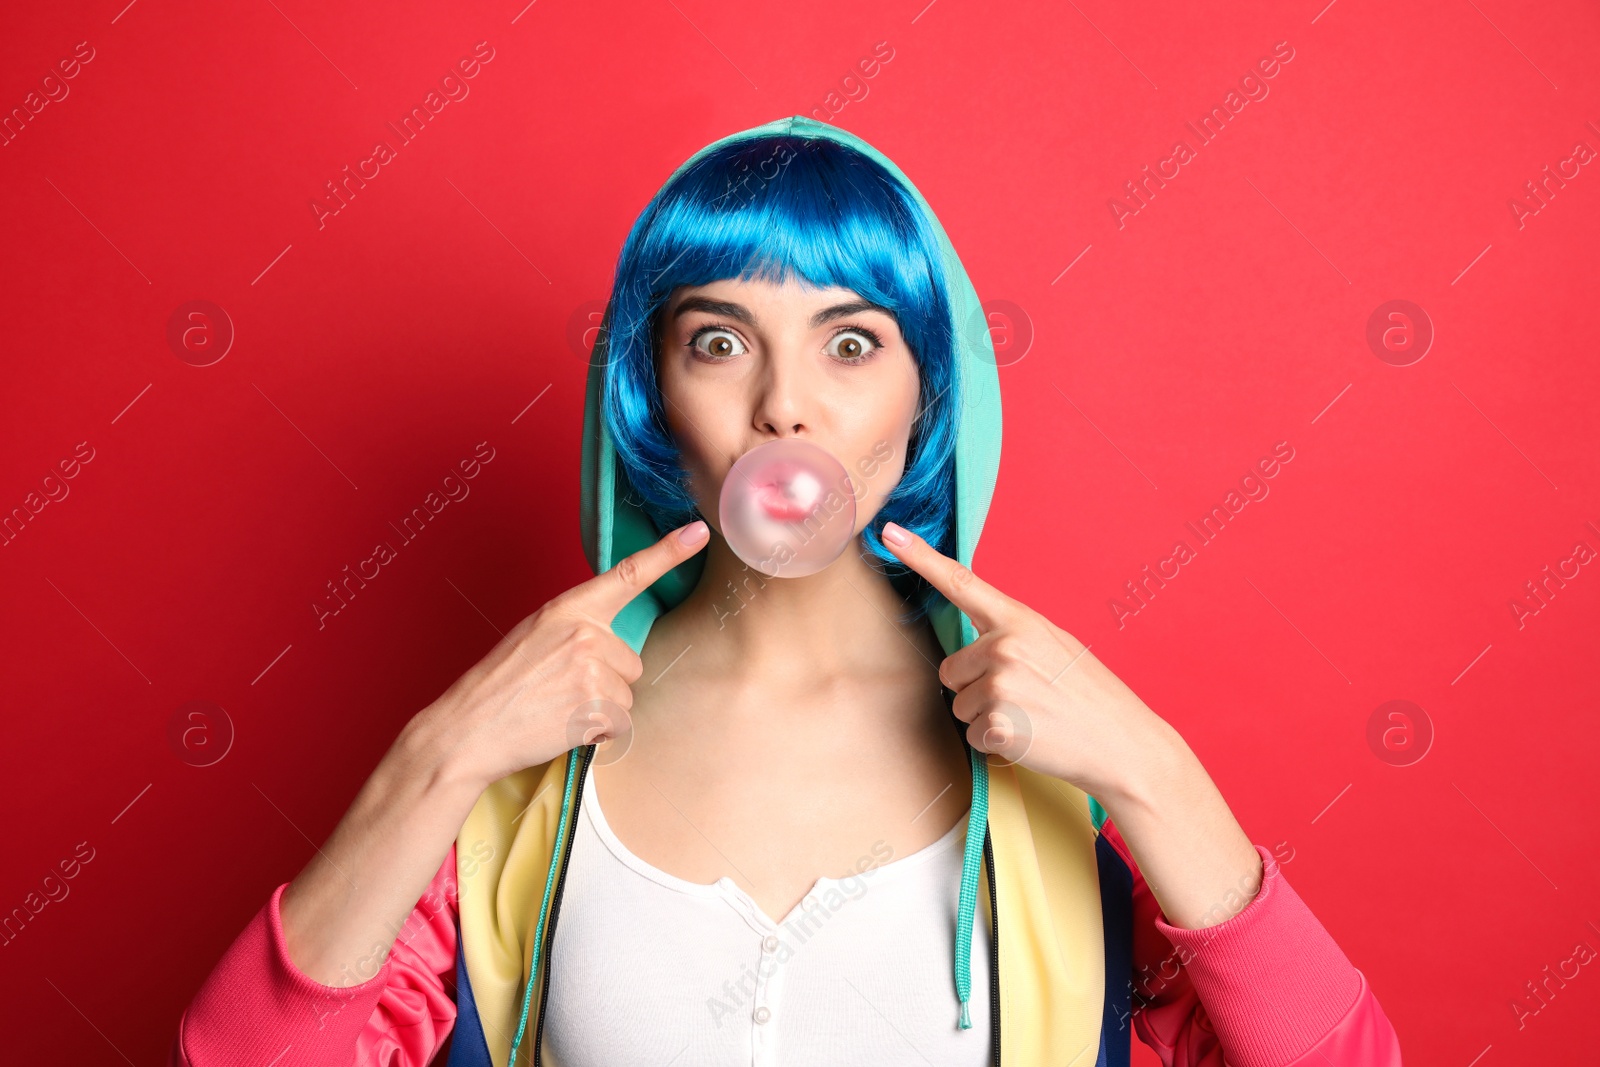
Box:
[656,530,942,685]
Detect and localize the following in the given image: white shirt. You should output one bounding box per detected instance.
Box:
[541,769,993,1067]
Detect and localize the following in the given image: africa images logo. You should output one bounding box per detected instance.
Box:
[308,42,497,230]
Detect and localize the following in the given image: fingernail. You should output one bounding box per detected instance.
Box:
[882,522,909,546]
[679,520,709,545]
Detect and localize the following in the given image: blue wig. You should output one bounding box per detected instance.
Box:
[599,133,960,621]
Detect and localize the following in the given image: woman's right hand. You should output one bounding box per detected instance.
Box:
[410,518,711,790]
[272,519,709,990]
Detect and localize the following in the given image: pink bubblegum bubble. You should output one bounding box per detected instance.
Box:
[718,438,858,578]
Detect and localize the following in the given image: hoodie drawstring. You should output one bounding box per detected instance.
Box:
[954,744,990,1029]
[507,745,582,1067]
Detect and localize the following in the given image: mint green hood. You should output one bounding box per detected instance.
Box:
[580,113,1003,658]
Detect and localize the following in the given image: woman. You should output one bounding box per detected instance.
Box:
[170,115,1402,1067]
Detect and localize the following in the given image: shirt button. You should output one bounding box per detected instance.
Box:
[762,935,780,953]
[753,1006,772,1025]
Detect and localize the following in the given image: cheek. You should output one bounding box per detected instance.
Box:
[849,392,918,515]
[665,410,714,486]
[658,377,736,519]
[861,432,909,501]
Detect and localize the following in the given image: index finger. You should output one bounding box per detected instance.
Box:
[879,521,1015,635]
[563,519,710,625]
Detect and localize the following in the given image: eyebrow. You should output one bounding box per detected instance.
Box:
[668,296,892,331]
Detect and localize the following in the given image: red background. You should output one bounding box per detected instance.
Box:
[3,0,1598,1063]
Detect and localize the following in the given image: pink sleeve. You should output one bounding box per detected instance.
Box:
[169,846,462,1067]
[1103,822,1402,1067]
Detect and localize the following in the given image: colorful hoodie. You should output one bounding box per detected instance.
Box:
[169,115,1402,1067]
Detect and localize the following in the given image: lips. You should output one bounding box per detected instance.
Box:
[753,466,823,521]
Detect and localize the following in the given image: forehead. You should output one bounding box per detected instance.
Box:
[659,277,901,335]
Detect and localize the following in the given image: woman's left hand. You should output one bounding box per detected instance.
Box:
[880,520,1265,930]
[879,520,1178,801]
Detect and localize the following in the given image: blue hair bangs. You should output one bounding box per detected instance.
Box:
[599,133,960,619]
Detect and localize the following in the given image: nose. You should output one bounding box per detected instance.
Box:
[750,345,813,439]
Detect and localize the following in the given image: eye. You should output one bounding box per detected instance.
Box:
[688,324,747,361]
[828,326,884,364]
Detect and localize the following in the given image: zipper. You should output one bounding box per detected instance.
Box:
[985,820,1000,1067]
[531,743,594,1067]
